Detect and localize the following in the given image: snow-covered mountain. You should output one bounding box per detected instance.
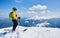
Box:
[36,22,50,27]
[0,17,60,28]
[0,26,60,38]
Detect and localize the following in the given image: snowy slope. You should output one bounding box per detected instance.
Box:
[0,26,60,38]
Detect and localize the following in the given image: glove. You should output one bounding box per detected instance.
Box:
[18,17,20,19]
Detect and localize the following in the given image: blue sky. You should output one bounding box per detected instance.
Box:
[0,0,60,19]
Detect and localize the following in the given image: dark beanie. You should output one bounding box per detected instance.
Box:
[13,7,17,11]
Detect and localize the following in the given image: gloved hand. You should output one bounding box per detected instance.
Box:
[18,17,20,19]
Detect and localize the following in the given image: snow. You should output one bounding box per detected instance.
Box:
[24,21,29,23]
[0,26,60,38]
[36,22,50,27]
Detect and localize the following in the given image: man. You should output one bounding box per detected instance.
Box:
[9,8,20,31]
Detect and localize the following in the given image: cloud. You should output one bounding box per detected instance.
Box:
[0,13,9,19]
[27,4,60,19]
[27,13,60,20]
[17,6,60,19]
[29,5,47,10]
[28,4,49,15]
[15,0,21,3]
[17,10,38,18]
[26,15,47,20]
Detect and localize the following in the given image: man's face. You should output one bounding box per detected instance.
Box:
[13,10,17,12]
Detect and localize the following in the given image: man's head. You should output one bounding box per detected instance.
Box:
[12,7,17,12]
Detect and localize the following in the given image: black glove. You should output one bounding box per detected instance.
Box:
[18,17,20,19]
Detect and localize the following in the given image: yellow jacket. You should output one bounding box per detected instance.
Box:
[12,12,18,20]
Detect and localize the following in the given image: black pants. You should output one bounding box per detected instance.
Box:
[12,20,18,31]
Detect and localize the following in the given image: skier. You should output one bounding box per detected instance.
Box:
[9,8,20,32]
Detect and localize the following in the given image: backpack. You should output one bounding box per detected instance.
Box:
[9,12,13,20]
